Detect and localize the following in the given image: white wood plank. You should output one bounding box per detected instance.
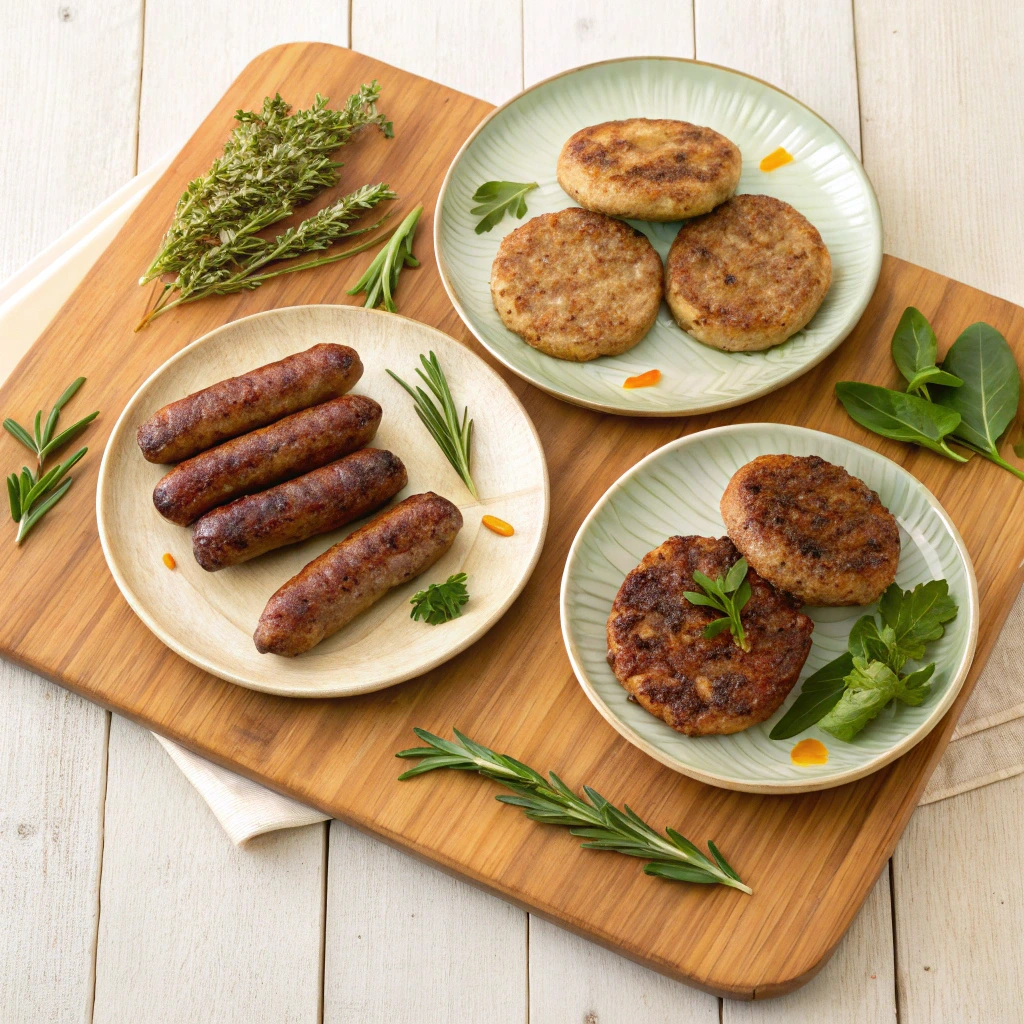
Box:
[136,1,350,168]
[724,873,896,1021]
[695,0,861,157]
[523,1,695,86]
[0,0,142,281]
[351,0,523,104]
[529,916,718,1023]
[0,661,108,1023]
[854,0,1024,303]
[323,820,527,1023]
[893,775,1024,1023]
[92,717,326,1024]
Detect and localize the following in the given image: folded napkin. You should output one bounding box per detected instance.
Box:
[2,165,1020,843]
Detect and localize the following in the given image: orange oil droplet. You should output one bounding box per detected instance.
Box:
[759,147,794,172]
[790,738,828,766]
[162,552,176,570]
[623,369,661,389]
[482,515,514,537]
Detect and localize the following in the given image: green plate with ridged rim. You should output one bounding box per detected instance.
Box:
[435,57,883,417]
[560,424,979,793]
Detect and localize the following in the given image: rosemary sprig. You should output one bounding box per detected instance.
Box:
[397,729,751,894]
[410,573,469,624]
[347,205,422,312]
[4,378,97,544]
[387,351,477,499]
[683,557,752,651]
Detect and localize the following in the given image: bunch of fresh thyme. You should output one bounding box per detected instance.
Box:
[397,728,751,893]
[138,84,397,328]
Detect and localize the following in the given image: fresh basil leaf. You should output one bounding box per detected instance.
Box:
[892,307,939,385]
[896,663,934,706]
[905,366,964,394]
[769,652,854,740]
[834,382,968,462]
[877,582,903,629]
[724,556,748,593]
[934,322,1020,455]
[888,580,958,661]
[702,616,732,640]
[471,180,538,234]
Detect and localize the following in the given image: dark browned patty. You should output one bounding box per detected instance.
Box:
[664,193,832,352]
[557,118,741,221]
[720,454,900,606]
[606,535,814,736]
[490,208,663,361]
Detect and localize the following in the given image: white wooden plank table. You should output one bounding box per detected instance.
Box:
[2,2,1022,1020]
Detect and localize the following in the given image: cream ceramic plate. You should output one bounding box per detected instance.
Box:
[560,424,978,793]
[97,305,549,697]
[435,57,883,417]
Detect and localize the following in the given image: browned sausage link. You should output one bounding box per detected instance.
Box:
[137,344,363,463]
[254,492,464,656]
[191,448,408,571]
[153,395,381,526]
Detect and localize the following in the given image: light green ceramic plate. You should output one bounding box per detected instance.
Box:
[560,425,979,793]
[435,57,883,417]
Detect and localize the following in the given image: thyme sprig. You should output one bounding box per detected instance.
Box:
[397,729,750,893]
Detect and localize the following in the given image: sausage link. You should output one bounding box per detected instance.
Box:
[191,448,408,571]
[137,343,362,463]
[254,492,464,656]
[153,395,381,526]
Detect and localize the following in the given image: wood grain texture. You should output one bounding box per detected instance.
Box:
[324,821,527,1022]
[1,44,1024,999]
[92,719,326,1024]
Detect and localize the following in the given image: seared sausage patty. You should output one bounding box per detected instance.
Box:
[557,118,741,221]
[665,194,832,351]
[490,208,663,361]
[254,492,463,657]
[138,344,362,463]
[607,535,814,736]
[720,454,900,606]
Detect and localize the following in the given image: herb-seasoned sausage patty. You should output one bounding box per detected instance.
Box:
[557,119,741,221]
[490,208,663,361]
[665,193,832,352]
[606,535,814,736]
[720,454,900,606]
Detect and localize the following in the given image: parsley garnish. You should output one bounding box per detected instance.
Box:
[410,573,470,625]
[471,180,538,234]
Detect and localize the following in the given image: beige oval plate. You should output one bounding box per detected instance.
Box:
[97,305,549,697]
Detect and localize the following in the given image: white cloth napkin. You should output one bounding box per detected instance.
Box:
[2,165,1020,843]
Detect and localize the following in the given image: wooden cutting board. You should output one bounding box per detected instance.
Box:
[3,43,1023,1000]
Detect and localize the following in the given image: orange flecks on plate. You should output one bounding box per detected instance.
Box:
[790,738,828,766]
[482,515,514,537]
[623,369,661,389]
[162,552,176,570]
[759,147,794,172]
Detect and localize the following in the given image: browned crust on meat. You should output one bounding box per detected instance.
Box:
[606,535,814,736]
[137,344,363,463]
[191,448,408,571]
[720,454,900,606]
[490,208,663,361]
[665,194,832,351]
[153,395,381,526]
[557,119,741,221]
[254,492,463,656]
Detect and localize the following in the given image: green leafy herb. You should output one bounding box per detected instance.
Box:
[471,180,539,233]
[410,573,470,625]
[933,322,1024,481]
[387,351,477,499]
[4,378,97,544]
[347,205,422,312]
[683,557,751,651]
[769,651,853,740]
[138,85,396,328]
[396,728,751,893]
[891,306,963,398]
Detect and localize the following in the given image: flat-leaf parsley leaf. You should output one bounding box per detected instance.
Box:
[471,180,538,234]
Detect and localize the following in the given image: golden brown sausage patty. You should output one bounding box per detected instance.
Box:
[557,118,741,221]
[720,454,900,606]
[606,535,814,736]
[490,208,663,361]
[665,193,832,352]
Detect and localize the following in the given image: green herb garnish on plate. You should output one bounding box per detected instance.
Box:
[396,728,751,893]
[471,180,538,233]
[683,557,751,651]
[410,573,469,625]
